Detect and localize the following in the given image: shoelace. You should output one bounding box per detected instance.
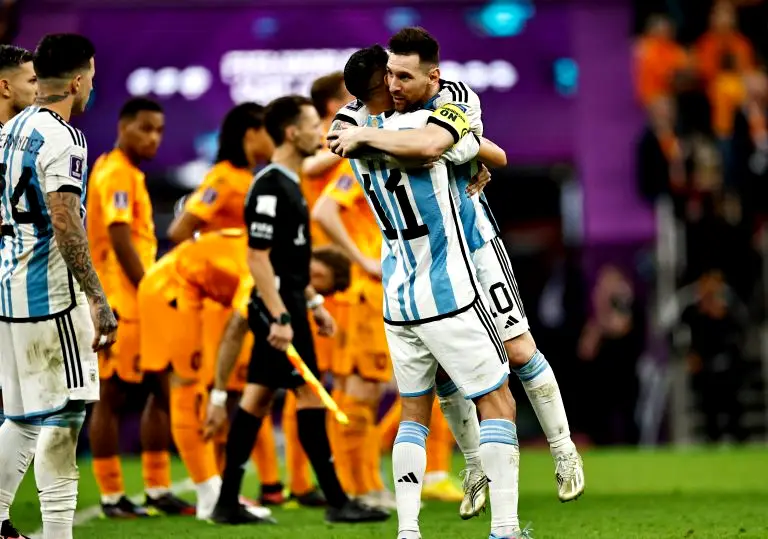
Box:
[518,523,534,538]
[459,468,483,489]
[556,455,579,481]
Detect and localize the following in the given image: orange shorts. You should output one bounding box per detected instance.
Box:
[346,291,392,382]
[138,284,207,383]
[201,301,252,392]
[99,318,142,383]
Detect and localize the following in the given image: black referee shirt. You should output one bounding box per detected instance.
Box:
[244,163,311,294]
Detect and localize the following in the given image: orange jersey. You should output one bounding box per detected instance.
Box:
[633,36,688,106]
[184,160,253,232]
[303,158,356,246]
[321,170,382,303]
[87,148,157,320]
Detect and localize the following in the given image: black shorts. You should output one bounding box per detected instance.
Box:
[246,291,319,391]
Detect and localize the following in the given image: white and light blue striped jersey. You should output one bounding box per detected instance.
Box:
[337,102,483,324]
[0,106,88,321]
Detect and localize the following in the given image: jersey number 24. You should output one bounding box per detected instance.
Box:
[362,168,429,241]
[0,164,47,235]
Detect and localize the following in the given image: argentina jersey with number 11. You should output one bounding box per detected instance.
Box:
[346,106,483,324]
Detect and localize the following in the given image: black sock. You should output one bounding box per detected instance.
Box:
[218,406,263,508]
[296,408,349,509]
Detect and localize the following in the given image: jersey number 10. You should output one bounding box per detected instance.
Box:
[362,168,429,241]
[0,164,47,235]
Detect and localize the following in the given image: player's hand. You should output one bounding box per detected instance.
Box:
[327,127,367,157]
[268,322,293,352]
[203,401,228,441]
[466,164,491,196]
[361,256,382,281]
[89,295,118,352]
[312,306,336,337]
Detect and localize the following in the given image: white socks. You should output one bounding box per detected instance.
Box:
[195,475,222,520]
[513,350,576,455]
[479,419,520,538]
[436,379,482,471]
[393,421,428,537]
[36,425,81,539]
[0,419,38,521]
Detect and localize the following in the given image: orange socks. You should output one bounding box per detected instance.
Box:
[363,402,385,493]
[142,451,171,496]
[426,400,454,477]
[283,391,313,495]
[251,416,281,487]
[333,393,373,496]
[378,397,401,452]
[93,456,125,502]
[170,383,218,485]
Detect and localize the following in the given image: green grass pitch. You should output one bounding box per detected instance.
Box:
[10,447,768,538]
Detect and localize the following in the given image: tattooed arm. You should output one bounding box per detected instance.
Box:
[47,191,117,350]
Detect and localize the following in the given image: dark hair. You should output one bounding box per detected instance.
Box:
[311,72,346,117]
[344,45,389,102]
[0,45,32,73]
[264,95,313,146]
[216,102,265,168]
[119,97,163,121]
[33,33,95,80]
[388,26,439,65]
[312,247,351,294]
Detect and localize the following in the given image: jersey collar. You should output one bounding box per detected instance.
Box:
[263,162,300,184]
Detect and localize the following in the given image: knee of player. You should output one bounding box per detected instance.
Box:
[240,384,274,417]
[504,331,537,367]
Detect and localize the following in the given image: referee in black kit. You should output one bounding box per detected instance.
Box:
[210,95,390,525]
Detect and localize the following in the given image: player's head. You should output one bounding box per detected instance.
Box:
[33,33,95,115]
[216,102,274,169]
[118,97,164,161]
[0,45,36,116]
[387,26,440,111]
[343,45,393,109]
[311,72,352,120]
[310,247,351,296]
[264,95,323,158]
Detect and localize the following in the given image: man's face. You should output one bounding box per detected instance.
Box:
[120,110,165,160]
[72,57,95,115]
[290,104,324,157]
[387,53,435,112]
[309,257,334,296]
[5,61,37,114]
[711,4,735,32]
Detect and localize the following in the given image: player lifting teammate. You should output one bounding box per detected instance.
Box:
[0,34,117,539]
[86,97,194,517]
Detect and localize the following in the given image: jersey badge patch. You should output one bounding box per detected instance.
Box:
[113,191,129,209]
[255,195,277,217]
[70,155,83,180]
[201,187,218,205]
[336,175,354,191]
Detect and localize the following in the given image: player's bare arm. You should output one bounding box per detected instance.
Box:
[248,247,293,351]
[47,191,117,350]
[108,223,145,287]
[302,150,344,177]
[478,137,507,168]
[311,194,381,280]
[304,283,335,337]
[167,211,205,244]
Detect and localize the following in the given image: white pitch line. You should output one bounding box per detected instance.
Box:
[28,478,195,539]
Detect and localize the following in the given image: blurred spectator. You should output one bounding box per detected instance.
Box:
[731,69,768,212]
[0,0,18,44]
[633,15,690,108]
[694,2,754,88]
[578,265,645,445]
[662,270,750,443]
[637,95,686,201]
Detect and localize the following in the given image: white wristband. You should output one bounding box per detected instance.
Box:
[307,294,324,310]
[210,389,227,408]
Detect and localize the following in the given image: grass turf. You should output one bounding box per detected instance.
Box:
[10,447,768,538]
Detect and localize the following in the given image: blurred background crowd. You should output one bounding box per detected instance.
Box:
[12,0,768,450]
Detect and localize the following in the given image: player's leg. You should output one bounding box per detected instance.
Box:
[418,299,525,538]
[91,318,148,518]
[288,307,387,524]
[478,237,583,501]
[422,400,464,503]
[385,322,442,539]
[280,391,320,505]
[0,322,36,537]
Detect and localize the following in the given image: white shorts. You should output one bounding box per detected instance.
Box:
[472,237,529,342]
[385,296,509,400]
[0,304,99,419]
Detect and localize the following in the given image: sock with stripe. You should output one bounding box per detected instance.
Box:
[393,421,428,536]
[513,350,575,456]
[0,420,38,521]
[479,419,520,538]
[436,378,482,472]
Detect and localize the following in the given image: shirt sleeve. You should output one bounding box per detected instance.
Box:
[426,103,472,144]
[244,174,282,250]
[321,163,361,209]
[98,167,135,226]
[184,172,229,224]
[39,130,88,194]
[232,274,254,317]
[442,132,481,165]
[435,82,483,136]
